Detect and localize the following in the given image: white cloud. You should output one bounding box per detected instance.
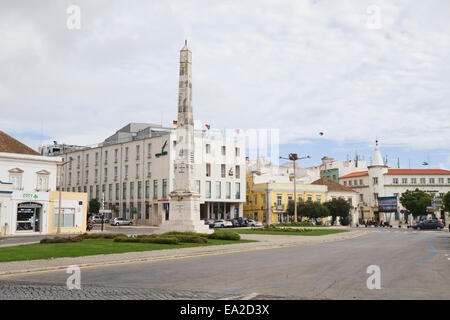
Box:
[0,0,449,153]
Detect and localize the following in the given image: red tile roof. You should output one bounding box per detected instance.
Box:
[339,171,368,179]
[311,177,357,193]
[385,169,450,175]
[0,130,40,156]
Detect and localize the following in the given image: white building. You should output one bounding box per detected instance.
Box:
[339,142,450,225]
[43,43,246,226]
[0,131,87,236]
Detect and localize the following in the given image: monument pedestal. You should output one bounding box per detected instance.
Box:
[159,191,212,234]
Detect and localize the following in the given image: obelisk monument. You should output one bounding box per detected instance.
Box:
[160,41,212,234]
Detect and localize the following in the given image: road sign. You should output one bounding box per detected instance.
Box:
[426,206,435,213]
[432,198,442,209]
[99,209,111,214]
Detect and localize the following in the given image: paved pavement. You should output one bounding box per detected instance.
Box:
[0,229,449,299]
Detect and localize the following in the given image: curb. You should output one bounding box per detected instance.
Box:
[0,231,374,277]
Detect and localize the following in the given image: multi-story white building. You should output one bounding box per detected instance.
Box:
[49,123,246,226]
[0,130,87,236]
[339,142,450,225]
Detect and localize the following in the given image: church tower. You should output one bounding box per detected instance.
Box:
[160,41,212,234]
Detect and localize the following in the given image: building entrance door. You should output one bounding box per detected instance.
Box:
[16,202,42,232]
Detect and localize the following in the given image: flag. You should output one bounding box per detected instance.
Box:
[173,120,178,127]
[205,124,210,130]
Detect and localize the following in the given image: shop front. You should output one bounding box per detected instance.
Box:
[16,202,43,232]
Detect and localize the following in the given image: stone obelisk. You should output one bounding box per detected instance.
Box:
[160,41,212,234]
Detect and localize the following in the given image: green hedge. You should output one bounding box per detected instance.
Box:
[40,235,84,244]
[113,236,180,245]
[207,231,241,241]
[82,233,127,239]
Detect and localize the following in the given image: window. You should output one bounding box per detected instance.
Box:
[206,163,211,177]
[125,147,129,161]
[162,179,167,198]
[138,181,142,199]
[136,145,140,160]
[95,185,99,199]
[125,165,128,179]
[402,178,407,184]
[115,183,119,200]
[374,193,378,201]
[348,197,352,206]
[53,208,75,228]
[235,147,240,157]
[114,149,118,162]
[205,181,211,199]
[343,181,347,186]
[359,194,364,202]
[411,178,417,184]
[89,186,93,200]
[393,178,398,184]
[145,180,150,199]
[195,180,201,194]
[448,178,450,184]
[104,168,108,181]
[221,146,226,155]
[147,162,152,176]
[235,165,240,179]
[235,182,240,199]
[226,182,231,199]
[277,195,282,207]
[108,184,112,201]
[94,169,98,182]
[359,179,363,185]
[104,151,108,164]
[130,182,134,200]
[136,164,140,178]
[349,181,352,186]
[420,178,426,184]
[216,181,221,199]
[221,164,226,178]
[316,195,322,202]
[373,177,378,184]
[85,170,89,182]
[68,172,72,185]
[429,178,435,184]
[114,167,118,180]
[37,174,49,191]
[148,143,152,157]
[307,195,313,201]
[77,171,80,183]
[438,178,444,184]
[153,180,158,199]
[254,195,258,205]
[123,182,127,200]
[86,154,89,166]
[205,144,211,154]
[95,152,99,166]
[262,195,266,207]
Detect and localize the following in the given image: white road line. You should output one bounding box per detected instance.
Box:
[240,293,260,300]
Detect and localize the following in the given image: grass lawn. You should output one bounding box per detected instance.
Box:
[231,229,349,236]
[0,238,254,263]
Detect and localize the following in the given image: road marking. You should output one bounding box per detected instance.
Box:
[414,237,437,264]
[222,292,259,300]
[240,293,259,300]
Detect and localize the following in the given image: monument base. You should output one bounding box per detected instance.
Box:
[158,191,213,234]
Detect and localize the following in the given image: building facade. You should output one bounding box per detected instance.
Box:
[244,173,327,224]
[339,142,450,225]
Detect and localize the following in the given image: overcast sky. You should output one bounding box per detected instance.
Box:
[1,0,449,168]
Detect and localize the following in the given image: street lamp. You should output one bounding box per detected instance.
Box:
[57,157,73,234]
[279,154,311,223]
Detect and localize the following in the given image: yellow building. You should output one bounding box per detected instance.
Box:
[48,191,88,234]
[244,173,327,225]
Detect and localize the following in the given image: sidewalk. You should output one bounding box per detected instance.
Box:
[0,229,374,276]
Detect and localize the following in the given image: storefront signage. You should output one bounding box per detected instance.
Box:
[22,193,39,200]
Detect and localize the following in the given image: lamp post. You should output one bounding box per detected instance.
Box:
[57,157,73,234]
[279,154,311,223]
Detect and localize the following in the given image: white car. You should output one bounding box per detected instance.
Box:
[248,220,263,227]
[213,220,233,228]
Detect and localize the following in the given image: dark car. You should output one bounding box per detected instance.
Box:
[236,217,249,227]
[412,219,444,230]
[230,218,240,228]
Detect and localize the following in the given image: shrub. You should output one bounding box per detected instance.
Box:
[113,235,180,245]
[83,233,126,240]
[276,222,315,227]
[40,235,84,244]
[163,231,209,238]
[207,231,240,241]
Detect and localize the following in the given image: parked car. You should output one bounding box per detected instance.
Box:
[212,220,233,228]
[248,219,263,227]
[204,219,214,225]
[110,217,133,226]
[236,217,249,227]
[92,215,109,224]
[230,218,241,227]
[412,219,444,230]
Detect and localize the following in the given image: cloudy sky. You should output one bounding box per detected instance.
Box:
[1,0,449,168]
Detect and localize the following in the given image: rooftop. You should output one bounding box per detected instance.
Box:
[311,177,357,193]
[0,130,40,156]
[385,169,450,175]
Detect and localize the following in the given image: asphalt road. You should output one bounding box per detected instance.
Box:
[1,229,449,300]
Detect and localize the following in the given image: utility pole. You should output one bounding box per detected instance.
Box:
[279,154,311,223]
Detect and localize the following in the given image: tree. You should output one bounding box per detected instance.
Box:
[443,191,450,214]
[296,201,329,220]
[399,189,432,219]
[89,198,101,214]
[324,198,351,225]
